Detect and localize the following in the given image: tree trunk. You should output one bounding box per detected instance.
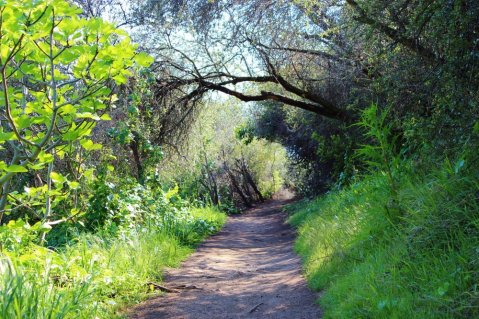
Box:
[130,136,144,185]
[243,166,264,202]
[225,163,252,207]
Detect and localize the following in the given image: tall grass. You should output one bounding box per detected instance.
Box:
[287,160,479,318]
[0,264,94,319]
[0,206,226,318]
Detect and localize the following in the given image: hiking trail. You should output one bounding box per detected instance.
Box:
[129,194,321,319]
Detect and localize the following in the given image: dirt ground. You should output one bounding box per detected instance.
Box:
[129,194,321,319]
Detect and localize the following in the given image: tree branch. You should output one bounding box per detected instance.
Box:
[345,0,441,63]
[199,80,350,121]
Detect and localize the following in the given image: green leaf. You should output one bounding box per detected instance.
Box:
[4,165,28,173]
[80,139,102,151]
[59,50,79,64]
[113,74,127,84]
[38,151,54,163]
[83,168,96,181]
[62,129,80,141]
[77,112,101,120]
[0,130,17,142]
[100,113,112,120]
[135,52,154,67]
[56,149,65,159]
[68,181,80,189]
[50,171,67,184]
[28,162,47,170]
[13,115,33,130]
[60,104,76,116]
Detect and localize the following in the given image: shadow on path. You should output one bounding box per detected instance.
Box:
[129,195,321,319]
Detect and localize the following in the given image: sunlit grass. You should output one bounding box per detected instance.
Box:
[0,206,227,318]
[287,163,479,318]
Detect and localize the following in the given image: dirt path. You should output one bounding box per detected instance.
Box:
[129,196,321,319]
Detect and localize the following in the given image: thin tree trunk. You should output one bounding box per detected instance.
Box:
[41,159,54,244]
[225,163,252,207]
[202,153,219,205]
[239,159,264,202]
[130,137,144,184]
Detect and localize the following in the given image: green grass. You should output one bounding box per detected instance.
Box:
[0,206,227,318]
[191,206,228,229]
[287,162,479,318]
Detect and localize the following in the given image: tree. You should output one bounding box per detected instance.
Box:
[129,0,363,122]
[0,0,152,224]
[155,99,288,208]
[89,0,478,193]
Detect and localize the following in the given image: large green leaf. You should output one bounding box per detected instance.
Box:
[4,165,28,173]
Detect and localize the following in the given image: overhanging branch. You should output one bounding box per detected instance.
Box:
[345,0,441,63]
[199,80,351,121]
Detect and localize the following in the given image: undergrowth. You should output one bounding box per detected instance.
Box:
[0,199,226,318]
[287,157,479,318]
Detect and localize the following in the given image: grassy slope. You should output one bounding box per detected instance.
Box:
[287,164,479,318]
[0,207,227,318]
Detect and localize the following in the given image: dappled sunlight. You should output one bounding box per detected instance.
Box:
[130,198,321,319]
